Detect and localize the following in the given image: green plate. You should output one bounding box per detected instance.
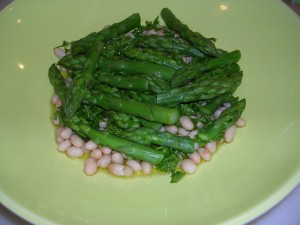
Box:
[0,1,300,224]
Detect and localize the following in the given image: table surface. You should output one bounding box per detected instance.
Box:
[1,1,300,225]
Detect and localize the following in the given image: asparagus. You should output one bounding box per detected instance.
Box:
[171,50,241,88]
[69,121,165,164]
[98,57,177,81]
[135,35,206,58]
[93,72,149,91]
[112,127,196,153]
[71,13,141,56]
[123,47,183,69]
[48,64,67,103]
[160,8,218,56]
[85,91,180,125]
[63,37,104,119]
[157,70,243,106]
[197,99,246,143]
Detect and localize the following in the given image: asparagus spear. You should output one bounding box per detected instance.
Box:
[197,99,246,143]
[98,57,177,81]
[112,127,196,153]
[171,50,241,88]
[71,13,141,56]
[93,72,149,92]
[48,64,67,103]
[160,8,218,56]
[157,70,243,106]
[123,47,183,69]
[135,35,206,58]
[85,91,180,125]
[69,120,165,164]
[63,37,104,119]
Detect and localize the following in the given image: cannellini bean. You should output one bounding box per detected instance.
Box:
[84,158,98,176]
[85,140,98,151]
[66,146,84,158]
[178,128,189,136]
[90,149,103,160]
[214,107,226,119]
[121,153,128,160]
[124,166,134,177]
[59,66,67,73]
[56,132,64,143]
[198,147,211,161]
[205,141,217,153]
[182,56,193,64]
[59,127,73,140]
[188,130,198,139]
[235,117,246,127]
[188,152,201,164]
[97,155,112,168]
[70,135,84,148]
[126,160,142,172]
[101,146,112,155]
[179,116,194,131]
[55,99,62,108]
[108,164,125,176]
[51,94,59,105]
[53,48,67,59]
[181,159,197,174]
[57,140,71,152]
[52,118,60,126]
[224,125,237,143]
[111,152,124,164]
[141,162,152,175]
[196,121,203,129]
[164,125,178,134]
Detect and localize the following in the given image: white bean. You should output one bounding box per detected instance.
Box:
[55,99,62,108]
[124,166,134,177]
[141,162,152,175]
[56,131,64,143]
[181,159,197,174]
[101,146,112,155]
[178,128,189,136]
[214,109,223,119]
[66,146,84,158]
[179,116,194,131]
[205,141,217,153]
[126,160,142,172]
[108,164,125,176]
[196,121,203,129]
[188,130,198,139]
[159,126,166,132]
[51,94,59,105]
[224,125,237,143]
[53,48,67,59]
[84,158,98,176]
[90,149,103,160]
[97,155,112,168]
[59,127,73,140]
[164,125,178,134]
[188,152,201,164]
[52,118,60,126]
[235,117,246,127]
[111,152,124,164]
[198,147,211,161]
[57,140,71,152]
[85,140,98,151]
[70,135,84,148]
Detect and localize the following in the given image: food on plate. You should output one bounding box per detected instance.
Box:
[48,8,246,183]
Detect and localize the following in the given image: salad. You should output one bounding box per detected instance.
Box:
[48,8,246,183]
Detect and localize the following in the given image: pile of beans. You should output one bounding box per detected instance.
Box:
[51,93,246,178]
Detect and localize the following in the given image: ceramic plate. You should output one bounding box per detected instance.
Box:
[0,1,300,225]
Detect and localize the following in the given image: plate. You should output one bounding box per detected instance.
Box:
[0,1,300,225]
